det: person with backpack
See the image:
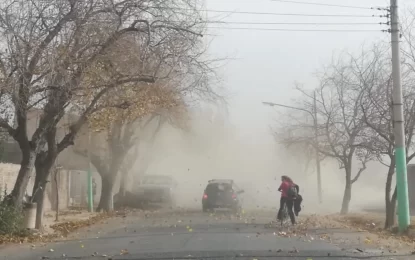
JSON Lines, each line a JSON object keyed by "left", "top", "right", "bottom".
{"left": 277, "top": 175, "right": 298, "bottom": 225}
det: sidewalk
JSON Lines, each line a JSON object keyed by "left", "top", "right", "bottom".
{"left": 316, "top": 213, "right": 415, "bottom": 253}
{"left": 43, "top": 209, "right": 100, "bottom": 234}
{"left": 332, "top": 212, "right": 415, "bottom": 239}
{"left": 0, "top": 209, "right": 113, "bottom": 245}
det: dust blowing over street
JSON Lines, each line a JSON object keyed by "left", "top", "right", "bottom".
{"left": 0, "top": 0, "right": 415, "bottom": 259}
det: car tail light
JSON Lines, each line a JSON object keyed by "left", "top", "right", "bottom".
{"left": 203, "top": 194, "right": 208, "bottom": 199}
{"left": 232, "top": 193, "right": 237, "bottom": 199}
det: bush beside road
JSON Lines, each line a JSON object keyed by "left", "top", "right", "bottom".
{"left": 0, "top": 209, "right": 114, "bottom": 245}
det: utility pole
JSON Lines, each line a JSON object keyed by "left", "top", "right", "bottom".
{"left": 390, "top": 0, "right": 410, "bottom": 231}
{"left": 313, "top": 91, "right": 322, "bottom": 204}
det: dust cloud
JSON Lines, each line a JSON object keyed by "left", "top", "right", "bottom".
{"left": 130, "top": 110, "right": 388, "bottom": 215}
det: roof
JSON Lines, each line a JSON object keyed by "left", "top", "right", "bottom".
{"left": 208, "top": 179, "right": 234, "bottom": 184}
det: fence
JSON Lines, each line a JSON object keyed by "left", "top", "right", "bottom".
{"left": 0, "top": 163, "right": 99, "bottom": 211}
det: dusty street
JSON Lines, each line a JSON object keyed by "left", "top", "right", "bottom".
{"left": 0, "top": 209, "right": 413, "bottom": 260}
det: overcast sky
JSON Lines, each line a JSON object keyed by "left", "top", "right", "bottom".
{"left": 205, "top": 0, "right": 415, "bottom": 140}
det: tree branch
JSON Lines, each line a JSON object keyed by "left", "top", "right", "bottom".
{"left": 0, "top": 118, "right": 16, "bottom": 137}
{"left": 351, "top": 162, "right": 366, "bottom": 184}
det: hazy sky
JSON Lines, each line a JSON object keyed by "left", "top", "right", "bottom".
{"left": 205, "top": 0, "right": 415, "bottom": 140}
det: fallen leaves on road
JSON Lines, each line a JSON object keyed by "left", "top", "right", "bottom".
{"left": 50, "top": 213, "right": 114, "bottom": 237}
{"left": 0, "top": 231, "right": 58, "bottom": 245}
{"left": 120, "top": 249, "right": 129, "bottom": 255}
{"left": 333, "top": 213, "right": 415, "bottom": 243}
{"left": 0, "top": 212, "right": 115, "bottom": 245}
{"left": 288, "top": 247, "right": 299, "bottom": 253}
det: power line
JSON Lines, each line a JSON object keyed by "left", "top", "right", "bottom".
{"left": 173, "top": 9, "right": 378, "bottom": 18}
{"left": 270, "top": 0, "right": 375, "bottom": 10}
{"left": 206, "top": 21, "right": 383, "bottom": 26}
{"left": 206, "top": 27, "right": 382, "bottom": 32}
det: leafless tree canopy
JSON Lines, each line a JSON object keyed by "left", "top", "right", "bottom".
{"left": 0, "top": 0, "right": 222, "bottom": 208}
{"left": 278, "top": 45, "right": 393, "bottom": 214}
{"left": 0, "top": 0, "right": 213, "bottom": 143}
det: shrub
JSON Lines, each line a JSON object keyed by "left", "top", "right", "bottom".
{"left": 0, "top": 190, "right": 25, "bottom": 236}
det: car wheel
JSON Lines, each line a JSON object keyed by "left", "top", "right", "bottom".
{"left": 203, "top": 205, "right": 210, "bottom": 212}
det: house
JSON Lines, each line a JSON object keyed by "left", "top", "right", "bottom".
{"left": 0, "top": 109, "right": 103, "bottom": 210}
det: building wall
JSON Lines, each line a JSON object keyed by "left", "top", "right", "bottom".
{"left": 0, "top": 109, "right": 91, "bottom": 170}
{"left": 0, "top": 163, "right": 72, "bottom": 211}
{"left": 0, "top": 109, "right": 102, "bottom": 211}
{"left": 0, "top": 163, "right": 33, "bottom": 196}
{"left": 68, "top": 170, "right": 102, "bottom": 207}
{"left": 48, "top": 168, "right": 71, "bottom": 211}
{"left": 26, "top": 109, "right": 90, "bottom": 171}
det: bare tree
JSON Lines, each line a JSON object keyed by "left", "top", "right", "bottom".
{"left": 94, "top": 116, "right": 163, "bottom": 211}
{"left": 118, "top": 116, "right": 165, "bottom": 200}
{"left": 0, "top": 0, "right": 210, "bottom": 213}
{"left": 361, "top": 76, "right": 415, "bottom": 228}
{"left": 279, "top": 46, "right": 388, "bottom": 214}
{"left": 118, "top": 144, "right": 140, "bottom": 200}
{"left": 92, "top": 101, "right": 189, "bottom": 212}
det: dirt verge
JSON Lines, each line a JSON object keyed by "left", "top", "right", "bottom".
{"left": 0, "top": 210, "right": 115, "bottom": 245}
{"left": 331, "top": 213, "right": 415, "bottom": 242}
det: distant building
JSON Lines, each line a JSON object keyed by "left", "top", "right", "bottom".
{"left": 1, "top": 108, "right": 90, "bottom": 171}
{"left": 0, "top": 109, "right": 101, "bottom": 209}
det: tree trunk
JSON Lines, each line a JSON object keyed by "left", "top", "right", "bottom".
{"left": 34, "top": 183, "right": 46, "bottom": 230}
{"left": 32, "top": 171, "right": 46, "bottom": 230}
{"left": 385, "top": 186, "right": 397, "bottom": 229}
{"left": 54, "top": 167, "right": 59, "bottom": 222}
{"left": 384, "top": 159, "right": 396, "bottom": 229}
{"left": 119, "top": 168, "right": 128, "bottom": 198}
{"left": 97, "top": 174, "right": 114, "bottom": 212}
{"left": 340, "top": 168, "right": 352, "bottom": 215}
{"left": 32, "top": 158, "right": 53, "bottom": 230}
{"left": 32, "top": 142, "right": 58, "bottom": 229}
{"left": 340, "top": 181, "right": 352, "bottom": 215}
{"left": 92, "top": 152, "right": 124, "bottom": 212}
{"left": 8, "top": 148, "right": 36, "bottom": 207}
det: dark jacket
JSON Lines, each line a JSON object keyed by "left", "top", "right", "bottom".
{"left": 293, "top": 185, "right": 302, "bottom": 213}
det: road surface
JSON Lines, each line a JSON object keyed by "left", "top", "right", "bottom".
{"left": 0, "top": 209, "right": 412, "bottom": 259}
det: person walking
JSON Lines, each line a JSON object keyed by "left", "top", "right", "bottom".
{"left": 277, "top": 175, "right": 299, "bottom": 225}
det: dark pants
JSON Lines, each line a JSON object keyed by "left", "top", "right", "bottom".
{"left": 277, "top": 197, "right": 295, "bottom": 224}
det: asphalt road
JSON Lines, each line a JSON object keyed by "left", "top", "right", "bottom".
{"left": 0, "top": 209, "right": 412, "bottom": 260}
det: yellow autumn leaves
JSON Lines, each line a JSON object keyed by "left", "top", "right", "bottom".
{"left": 73, "top": 34, "right": 188, "bottom": 132}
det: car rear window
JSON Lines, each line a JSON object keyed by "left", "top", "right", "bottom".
{"left": 205, "top": 183, "right": 232, "bottom": 194}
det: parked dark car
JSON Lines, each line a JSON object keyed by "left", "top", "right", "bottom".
{"left": 202, "top": 179, "right": 244, "bottom": 213}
